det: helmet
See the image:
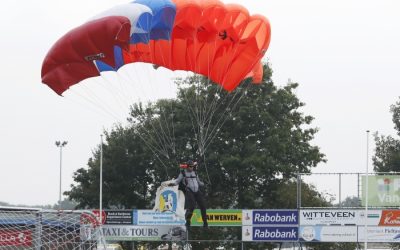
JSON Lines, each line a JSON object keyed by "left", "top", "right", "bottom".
{"left": 179, "top": 160, "right": 197, "bottom": 169}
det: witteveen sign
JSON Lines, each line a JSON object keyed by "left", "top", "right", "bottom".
{"left": 300, "top": 209, "right": 362, "bottom": 225}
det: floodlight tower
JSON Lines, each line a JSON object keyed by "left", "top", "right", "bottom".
{"left": 55, "top": 140, "right": 68, "bottom": 208}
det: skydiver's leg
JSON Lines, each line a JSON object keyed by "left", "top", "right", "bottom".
{"left": 194, "top": 191, "right": 208, "bottom": 228}
{"left": 184, "top": 191, "right": 195, "bottom": 227}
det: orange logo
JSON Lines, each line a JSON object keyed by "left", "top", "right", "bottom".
{"left": 379, "top": 210, "right": 400, "bottom": 226}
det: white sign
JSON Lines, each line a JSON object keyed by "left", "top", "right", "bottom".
{"left": 300, "top": 209, "right": 361, "bottom": 225}
{"left": 135, "top": 210, "right": 185, "bottom": 225}
{"left": 299, "top": 226, "right": 357, "bottom": 242}
{"left": 101, "top": 225, "right": 186, "bottom": 241}
{"left": 153, "top": 185, "right": 185, "bottom": 219}
{"left": 358, "top": 226, "right": 400, "bottom": 242}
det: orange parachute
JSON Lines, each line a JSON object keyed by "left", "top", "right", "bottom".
{"left": 124, "top": 0, "right": 271, "bottom": 91}
{"left": 41, "top": 0, "right": 271, "bottom": 95}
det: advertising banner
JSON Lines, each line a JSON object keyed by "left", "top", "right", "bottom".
{"left": 358, "top": 226, "right": 400, "bottom": 242}
{"left": 92, "top": 210, "right": 133, "bottom": 225}
{"left": 134, "top": 210, "right": 185, "bottom": 225}
{"left": 300, "top": 209, "right": 363, "bottom": 225}
{"left": 191, "top": 209, "right": 242, "bottom": 226}
{"left": 378, "top": 210, "right": 400, "bottom": 226}
{"left": 0, "top": 229, "right": 32, "bottom": 247}
{"left": 299, "top": 209, "right": 400, "bottom": 226}
{"left": 242, "top": 226, "right": 298, "bottom": 242}
{"left": 361, "top": 175, "right": 400, "bottom": 206}
{"left": 153, "top": 185, "right": 185, "bottom": 219}
{"left": 299, "top": 226, "right": 357, "bottom": 242}
{"left": 101, "top": 225, "right": 186, "bottom": 241}
{"left": 242, "top": 210, "right": 298, "bottom": 226}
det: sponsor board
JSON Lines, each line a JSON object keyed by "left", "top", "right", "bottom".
{"left": 191, "top": 209, "right": 242, "bottom": 226}
{"left": 358, "top": 226, "right": 400, "bottom": 242}
{"left": 362, "top": 175, "right": 400, "bottom": 206}
{"left": 242, "top": 226, "right": 298, "bottom": 242}
{"left": 153, "top": 186, "right": 185, "bottom": 219}
{"left": 0, "top": 229, "right": 32, "bottom": 246}
{"left": 299, "top": 226, "right": 357, "bottom": 242}
{"left": 300, "top": 209, "right": 365, "bottom": 225}
{"left": 242, "top": 210, "right": 298, "bottom": 225}
{"left": 92, "top": 210, "right": 133, "bottom": 225}
{"left": 378, "top": 210, "right": 400, "bottom": 226}
{"left": 300, "top": 209, "right": 400, "bottom": 226}
{"left": 101, "top": 225, "right": 186, "bottom": 241}
{"left": 134, "top": 210, "right": 185, "bottom": 225}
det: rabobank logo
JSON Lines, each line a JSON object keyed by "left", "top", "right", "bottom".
{"left": 252, "top": 227, "right": 298, "bottom": 241}
{"left": 253, "top": 210, "right": 298, "bottom": 225}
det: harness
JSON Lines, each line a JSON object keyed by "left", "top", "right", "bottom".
{"left": 178, "top": 169, "right": 197, "bottom": 192}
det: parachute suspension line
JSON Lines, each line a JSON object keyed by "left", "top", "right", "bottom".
{"left": 133, "top": 126, "right": 172, "bottom": 178}
{"left": 202, "top": 44, "right": 261, "bottom": 150}
{"left": 154, "top": 36, "right": 179, "bottom": 160}
{"left": 195, "top": 37, "right": 221, "bottom": 158}
{"left": 121, "top": 42, "right": 178, "bottom": 168}
{"left": 203, "top": 83, "right": 250, "bottom": 153}
{"left": 195, "top": 36, "right": 229, "bottom": 158}
{"left": 201, "top": 153, "right": 212, "bottom": 186}
{"left": 143, "top": 43, "right": 179, "bottom": 160}
{"left": 201, "top": 31, "right": 261, "bottom": 148}
{"left": 67, "top": 76, "right": 127, "bottom": 122}
{"left": 67, "top": 85, "right": 119, "bottom": 121}
{"left": 121, "top": 64, "right": 172, "bottom": 160}
{"left": 96, "top": 69, "right": 137, "bottom": 117}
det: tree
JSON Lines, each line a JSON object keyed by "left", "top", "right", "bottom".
{"left": 373, "top": 98, "right": 400, "bottom": 172}
{"left": 66, "top": 63, "right": 326, "bottom": 212}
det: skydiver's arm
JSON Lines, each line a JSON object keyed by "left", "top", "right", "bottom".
{"left": 197, "top": 175, "right": 204, "bottom": 186}
{"left": 170, "top": 172, "right": 184, "bottom": 186}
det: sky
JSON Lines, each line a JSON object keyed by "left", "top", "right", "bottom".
{"left": 0, "top": 0, "right": 399, "bottom": 206}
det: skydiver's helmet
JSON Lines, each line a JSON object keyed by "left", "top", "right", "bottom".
{"left": 179, "top": 160, "right": 198, "bottom": 170}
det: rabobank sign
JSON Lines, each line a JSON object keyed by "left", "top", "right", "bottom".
{"left": 251, "top": 226, "right": 298, "bottom": 241}
{"left": 249, "top": 210, "right": 298, "bottom": 225}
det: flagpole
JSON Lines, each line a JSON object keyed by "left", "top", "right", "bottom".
{"left": 100, "top": 134, "right": 103, "bottom": 224}
{"left": 364, "top": 130, "right": 370, "bottom": 250}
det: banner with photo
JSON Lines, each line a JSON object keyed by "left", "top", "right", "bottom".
{"left": 92, "top": 210, "right": 133, "bottom": 225}
{"left": 299, "top": 226, "right": 357, "bottom": 242}
{"left": 153, "top": 185, "right": 185, "bottom": 219}
{"left": 361, "top": 175, "right": 400, "bottom": 206}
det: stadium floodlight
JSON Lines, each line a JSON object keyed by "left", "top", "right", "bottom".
{"left": 55, "top": 140, "right": 68, "bottom": 209}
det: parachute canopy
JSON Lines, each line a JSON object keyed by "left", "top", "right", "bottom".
{"left": 41, "top": 0, "right": 271, "bottom": 95}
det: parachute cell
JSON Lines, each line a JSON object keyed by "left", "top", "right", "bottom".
{"left": 41, "top": 0, "right": 271, "bottom": 95}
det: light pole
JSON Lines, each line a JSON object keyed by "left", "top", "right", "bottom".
{"left": 55, "top": 140, "right": 68, "bottom": 208}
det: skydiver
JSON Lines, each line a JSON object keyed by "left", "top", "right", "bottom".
{"left": 168, "top": 160, "right": 208, "bottom": 229}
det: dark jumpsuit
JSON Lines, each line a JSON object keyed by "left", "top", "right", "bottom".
{"left": 173, "top": 169, "right": 207, "bottom": 227}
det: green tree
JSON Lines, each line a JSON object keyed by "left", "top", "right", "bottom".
{"left": 67, "top": 64, "right": 326, "bottom": 211}
{"left": 65, "top": 63, "right": 331, "bottom": 249}
{"left": 373, "top": 98, "right": 400, "bottom": 172}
